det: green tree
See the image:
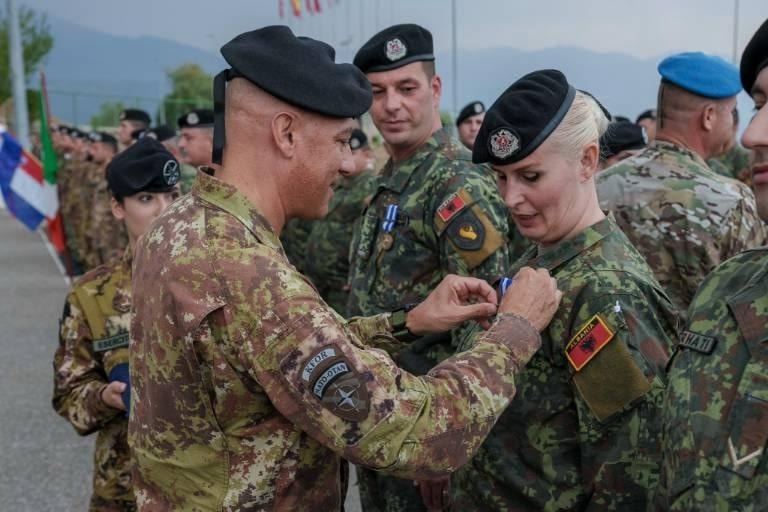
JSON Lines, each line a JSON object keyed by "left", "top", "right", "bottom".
{"left": 159, "top": 63, "right": 212, "bottom": 126}
{"left": 90, "top": 100, "right": 127, "bottom": 128}
{"left": 0, "top": 6, "right": 54, "bottom": 103}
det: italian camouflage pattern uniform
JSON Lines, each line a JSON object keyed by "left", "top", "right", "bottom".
{"left": 304, "top": 170, "right": 375, "bottom": 314}
{"left": 53, "top": 250, "right": 135, "bottom": 511}
{"left": 56, "top": 153, "right": 85, "bottom": 274}
{"left": 59, "top": 157, "right": 97, "bottom": 274}
{"left": 128, "top": 169, "right": 542, "bottom": 511}
{"left": 452, "top": 215, "right": 678, "bottom": 511}
{"left": 85, "top": 171, "right": 128, "bottom": 270}
{"left": 597, "top": 140, "right": 766, "bottom": 318}
{"left": 658, "top": 246, "right": 767, "bottom": 511}
{"left": 345, "top": 128, "right": 510, "bottom": 512}
{"left": 707, "top": 143, "right": 753, "bottom": 186}
{"left": 280, "top": 217, "right": 314, "bottom": 273}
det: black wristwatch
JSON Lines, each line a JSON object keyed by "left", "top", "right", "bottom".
{"left": 389, "top": 303, "right": 419, "bottom": 342}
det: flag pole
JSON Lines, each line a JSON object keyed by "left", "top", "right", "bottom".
{"left": 8, "top": 0, "right": 30, "bottom": 149}
{"left": 451, "top": 0, "right": 458, "bottom": 116}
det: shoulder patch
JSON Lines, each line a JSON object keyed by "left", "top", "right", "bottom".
{"left": 446, "top": 209, "right": 485, "bottom": 250}
{"left": 678, "top": 330, "right": 717, "bottom": 354}
{"left": 565, "top": 314, "right": 614, "bottom": 371}
{"left": 302, "top": 345, "right": 370, "bottom": 422}
{"left": 436, "top": 189, "right": 470, "bottom": 223}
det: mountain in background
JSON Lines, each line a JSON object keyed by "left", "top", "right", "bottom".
{"left": 42, "top": 17, "right": 664, "bottom": 127}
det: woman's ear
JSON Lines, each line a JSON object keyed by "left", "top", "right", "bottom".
{"left": 579, "top": 141, "right": 599, "bottom": 181}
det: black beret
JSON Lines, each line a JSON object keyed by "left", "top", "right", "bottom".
{"left": 600, "top": 121, "right": 647, "bottom": 159}
{"left": 88, "top": 131, "right": 117, "bottom": 146}
{"left": 106, "top": 137, "right": 181, "bottom": 199}
{"left": 741, "top": 18, "right": 768, "bottom": 95}
{"left": 635, "top": 109, "right": 657, "bottom": 123}
{"left": 472, "top": 69, "right": 576, "bottom": 165}
{"left": 349, "top": 128, "right": 368, "bottom": 150}
{"left": 456, "top": 101, "right": 485, "bottom": 126}
{"left": 177, "top": 109, "right": 214, "bottom": 128}
{"left": 70, "top": 128, "right": 88, "bottom": 139}
{"left": 354, "top": 24, "right": 434, "bottom": 73}
{"left": 142, "top": 125, "right": 177, "bottom": 142}
{"left": 118, "top": 109, "right": 151, "bottom": 125}
{"left": 612, "top": 115, "right": 631, "bottom": 123}
{"left": 212, "top": 26, "right": 372, "bottom": 164}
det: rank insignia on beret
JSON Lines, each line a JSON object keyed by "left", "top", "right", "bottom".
{"left": 437, "top": 191, "right": 467, "bottom": 222}
{"left": 146, "top": 131, "right": 157, "bottom": 140}
{"left": 489, "top": 128, "right": 520, "bottom": 160}
{"left": 385, "top": 37, "right": 407, "bottom": 61}
{"left": 302, "top": 345, "right": 370, "bottom": 422}
{"left": 186, "top": 112, "right": 200, "bottom": 125}
{"left": 162, "top": 159, "right": 180, "bottom": 185}
{"left": 565, "top": 314, "right": 615, "bottom": 371}
{"left": 118, "top": 112, "right": 126, "bottom": 121}
{"left": 473, "top": 102, "right": 483, "bottom": 113}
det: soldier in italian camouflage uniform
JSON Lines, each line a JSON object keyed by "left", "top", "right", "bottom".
{"left": 447, "top": 70, "right": 678, "bottom": 512}
{"left": 304, "top": 128, "right": 376, "bottom": 313}
{"left": 128, "top": 26, "right": 561, "bottom": 512}
{"left": 53, "top": 138, "right": 182, "bottom": 511}
{"left": 348, "top": 25, "right": 510, "bottom": 511}
{"left": 84, "top": 132, "right": 128, "bottom": 270}
{"left": 597, "top": 52, "right": 766, "bottom": 318}
{"left": 658, "top": 18, "right": 768, "bottom": 512}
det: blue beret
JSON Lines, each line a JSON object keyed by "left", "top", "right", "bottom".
{"left": 106, "top": 138, "right": 180, "bottom": 199}
{"left": 473, "top": 69, "right": 576, "bottom": 165}
{"left": 741, "top": 18, "right": 768, "bottom": 95}
{"left": 354, "top": 24, "right": 434, "bottom": 73}
{"left": 658, "top": 52, "right": 741, "bottom": 99}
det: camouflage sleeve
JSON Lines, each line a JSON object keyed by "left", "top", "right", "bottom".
{"left": 720, "top": 185, "right": 767, "bottom": 258}
{"left": 566, "top": 290, "right": 672, "bottom": 508}
{"left": 52, "top": 294, "right": 120, "bottom": 435}
{"left": 236, "top": 292, "right": 540, "bottom": 480}
{"left": 345, "top": 313, "right": 408, "bottom": 355}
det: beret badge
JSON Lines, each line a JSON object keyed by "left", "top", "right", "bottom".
{"left": 118, "top": 112, "right": 126, "bottom": 121}
{"left": 162, "top": 160, "right": 180, "bottom": 186}
{"left": 385, "top": 38, "right": 407, "bottom": 62}
{"left": 474, "top": 102, "right": 483, "bottom": 113}
{"left": 187, "top": 112, "right": 200, "bottom": 126}
{"left": 489, "top": 128, "right": 520, "bottom": 160}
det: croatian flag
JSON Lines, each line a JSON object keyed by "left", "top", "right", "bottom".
{"left": 0, "top": 127, "right": 58, "bottom": 231}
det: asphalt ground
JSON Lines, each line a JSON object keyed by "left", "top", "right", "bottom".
{"left": 0, "top": 208, "right": 363, "bottom": 511}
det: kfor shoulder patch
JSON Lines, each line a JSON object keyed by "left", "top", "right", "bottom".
{"left": 679, "top": 330, "right": 717, "bottom": 354}
{"left": 565, "top": 314, "right": 615, "bottom": 371}
{"left": 302, "top": 345, "right": 370, "bottom": 422}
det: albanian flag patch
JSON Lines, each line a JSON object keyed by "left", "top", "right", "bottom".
{"left": 565, "top": 314, "right": 615, "bottom": 371}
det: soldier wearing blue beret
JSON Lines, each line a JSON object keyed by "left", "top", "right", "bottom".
{"left": 597, "top": 51, "right": 766, "bottom": 318}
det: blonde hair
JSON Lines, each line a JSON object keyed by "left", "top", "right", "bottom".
{"left": 549, "top": 91, "right": 609, "bottom": 160}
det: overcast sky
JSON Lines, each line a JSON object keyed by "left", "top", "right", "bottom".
{"left": 19, "top": 0, "right": 768, "bottom": 62}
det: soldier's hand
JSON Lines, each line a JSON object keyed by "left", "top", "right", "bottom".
{"left": 416, "top": 476, "right": 450, "bottom": 511}
{"left": 407, "top": 274, "right": 498, "bottom": 335}
{"left": 498, "top": 267, "right": 561, "bottom": 331}
{"left": 100, "top": 381, "right": 127, "bottom": 411}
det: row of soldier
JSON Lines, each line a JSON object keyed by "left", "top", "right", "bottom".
{"left": 50, "top": 19, "right": 767, "bottom": 512}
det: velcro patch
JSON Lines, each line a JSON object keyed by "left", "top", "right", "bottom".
{"left": 320, "top": 372, "right": 370, "bottom": 422}
{"left": 446, "top": 210, "right": 485, "bottom": 251}
{"left": 312, "top": 361, "right": 351, "bottom": 397}
{"left": 679, "top": 330, "right": 717, "bottom": 354}
{"left": 302, "top": 346, "right": 338, "bottom": 381}
{"left": 93, "top": 332, "right": 129, "bottom": 352}
{"left": 436, "top": 191, "right": 467, "bottom": 222}
{"left": 301, "top": 345, "right": 370, "bottom": 422}
{"left": 565, "top": 314, "right": 615, "bottom": 371}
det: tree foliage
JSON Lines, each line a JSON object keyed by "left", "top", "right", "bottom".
{"left": 158, "top": 63, "right": 212, "bottom": 125}
{"left": 90, "top": 100, "right": 127, "bottom": 129}
{"left": 0, "top": 6, "right": 54, "bottom": 103}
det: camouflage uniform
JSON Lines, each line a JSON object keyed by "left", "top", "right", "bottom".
{"left": 178, "top": 163, "right": 197, "bottom": 194}
{"left": 597, "top": 140, "right": 766, "bottom": 318}
{"left": 56, "top": 154, "right": 84, "bottom": 272}
{"left": 281, "top": 217, "right": 314, "bottom": 273}
{"left": 707, "top": 143, "right": 752, "bottom": 186}
{"left": 658, "top": 246, "right": 768, "bottom": 511}
{"left": 85, "top": 168, "right": 128, "bottom": 270}
{"left": 452, "top": 214, "right": 678, "bottom": 511}
{"left": 128, "top": 169, "right": 542, "bottom": 511}
{"left": 346, "top": 128, "right": 510, "bottom": 512}
{"left": 53, "top": 250, "right": 135, "bottom": 512}
{"left": 304, "top": 170, "right": 375, "bottom": 314}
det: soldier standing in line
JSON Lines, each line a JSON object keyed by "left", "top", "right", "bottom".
{"left": 707, "top": 108, "right": 753, "bottom": 185}
{"left": 55, "top": 126, "right": 85, "bottom": 275}
{"left": 658, "top": 18, "right": 768, "bottom": 511}
{"left": 53, "top": 138, "right": 182, "bottom": 512}
{"left": 347, "top": 25, "right": 511, "bottom": 511}
{"left": 443, "top": 69, "right": 678, "bottom": 512}
{"left": 455, "top": 100, "right": 485, "bottom": 150}
{"left": 635, "top": 108, "right": 657, "bottom": 141}
{"left": 66, "top": 128, "right": 101, "bottom": 275}
{"left": 84, "top": 131, "right": 127, "bottom": 270}
{"left": 137, "top": 125, "right": 195, "bottom": 193}
{"left": 115, "top": 109, "right": 150, "bottom": 148}
{"left": 128, "top": 26, "right": 561, "bottom": 512}
{"left": 304, "top": 128, "right": 376, "bottom": 314}
{"left": 597, "top": 52, "right": 766, "bottom": 318}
